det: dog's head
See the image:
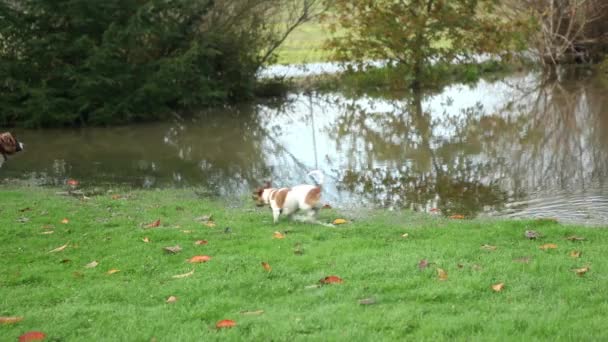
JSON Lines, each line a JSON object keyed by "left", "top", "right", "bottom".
{"left": 252, "top": 181, "right": 272, "bottom": 207}
{"left": 0, "top": 132, "right": 24, "bottom": 155}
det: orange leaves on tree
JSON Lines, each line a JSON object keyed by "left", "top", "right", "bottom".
{"left": 273, "top": 231, "right": 285, "bottom": 239}
{"left": 216, "top": 319, "right": 236, "bottom": 329}
{"left": 188, "top": 255, "right": 211, "bottom": 263}
{"left": 0, "top": 316, "right": 23, "bottom": 324}
{"left": 18, "top": 331, "right": 46, "bottom": 342}
{"left": 539, "top": 243, "right": 558, "bottom": 250}
{"left": 261, "top": 262, "right": 272, "bottom": 272}
{"left": 437, "top": 268, "right": 448, "bottom": 281}
{"left": 320, "top": 275, "right": 343, "bottom": 284}
{"left": 491, "top": 283, "right": 505, "bottom": 292}
{"left": 145, "top": 219, "right": 161, "bottom": 228}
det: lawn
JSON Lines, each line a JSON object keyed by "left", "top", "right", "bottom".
{"left": 1, "top": 187, "right": 607, "bottom": 341}
{"left": 274, "top": 20, "right": 333, "bottom": 65}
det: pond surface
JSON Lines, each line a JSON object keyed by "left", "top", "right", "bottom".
{"left": 3, "top": 68, "right": 608, "bottom": 225}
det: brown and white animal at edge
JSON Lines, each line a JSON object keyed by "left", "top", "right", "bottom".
{"left": 0, "top": 132, "right": 24, "bottom": 168}
{"left": 253, "top": 170, "right": 326, "bottom": 224}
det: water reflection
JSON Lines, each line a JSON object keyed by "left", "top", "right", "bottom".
{"left": 3, "top": 69, "right": 608, "bottom": 225}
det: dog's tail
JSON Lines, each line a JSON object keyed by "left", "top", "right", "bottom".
{"left": 307, "top": 170, "right": 324, "bottom": 186}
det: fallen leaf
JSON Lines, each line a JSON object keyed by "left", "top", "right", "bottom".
{"left": 18, "top": 331, "right": 46, "bottom": 342}
{"left": 332, "top": 218, "right": 347, "bottom": 225}
{"left": 172, "top": 269, "right": 195, "bottom": 279}
{"left": 320, "top": 275, "right": 343, "bottom": 284}
{"left": 261, "top": 262, "right": 272, "bottom": 272}
{"left": 566, "top": 235, "right": 585, "bottom": 241}
{"left": 145, "top": 219, "right": 161, "bottom": 228}
{"left": 449, "top": 214, "right": 465, "bottom": 219}
{"left": 195, "top": 215, "right": 213, "bottom": 222}
{"left": 491, "top": 283, "right": 505, "bottom": 292}
{"left": 204, "top": 221, "right": 216, "bottom": 228}
{"left": 573, "top": 266, "right": 589, "bottom": 276}
{"left": 0, "top": 316, "right": 23, "bottom": 324}
{"left": 525, "top": 230, "right": 541, "bottom": 239}
{"left": 358, "top": 298, "right": 376, "bottom": 305}
{"left": 142, "top": 237, "right": 150, "bottom": 243}
{"left": 481, "top": 244, "right": 497, "bottom": 251}
{"left": 418, "top": 259, "right": 430, "bottom": 270}
{"left": 49, "top": 243, "right": 68, "bottom": 253}
{"left": 401, "top": 233, "right": 409, "bottom": 238}
{"left": 111, "top": 194, "right": 122, "bottom": 200}
{"left": 107, "top": 269, "right": 120, "bottom": 275}
{"left": 216, "top": 319, "right": 236, "bottom": 329}
{"left": 539, "top": 243, "right": 558, "bottom": 250}
{"left": 273, "top": 231, "right": 285, "bottom": 239}
{"left": 163, "top": 245, "right": 182, "bottom": 254}
{"left": 85, "top": 261, "right": 99, "bottom": 268}
{"left": 195, "top": 240, "right": 208, "bottom": 245}
{"left": 240, "top": 310, "right": 264, "bottom": 315}
{"left": 513, "top": 257, "right": 531, "bottom": 263}
{"left": 61, "top": 218, "right": 69, "bottom": 224}
{"left": 304, "top": 284, "right": 322, "bottom": 289}
{"left": 570, "top": 250, "right": 582, "bottom": 258}
{"left": 437, "top": 268, "right": 448, "bottom": 281}
{"left": 166, "top": 296, "right": 177, "bottom": 303}
{"left": 188, "top": 255, "right": 211, "bottom": 263}
{"left": 40, "top": 231, "right": 54, "bottom": 235}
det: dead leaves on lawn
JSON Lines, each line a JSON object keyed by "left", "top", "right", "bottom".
{"left": 0, "top": 316, "right": 23, "bottom": 324}
{"left": 539, "top": 243, "right": 558, "bottom": 250}
{"left": 172, "top": 269, "right": 195, "bottom": 279}
{"left": 166, "top": 296, "right": 178, "bottom": 303}
{"left": 48, "top": 243, "right": 69, "bottom": 253}
{"left": 570, "top": 250, "right": 582, "bottom": 258}
{"left": 163, "top": 245, "right": 182, "bottom": 254}
{"left": 85, "top": 261, "right": 99, "bottom": 268}
{"left": 436, "top": 268, "right": 448, "bottom": 281}
{"left": 18, "top": 331, "right": 46, "bottom": 342}
{"left": 261, "top": 262, "right": 272, "bottom": 272}
{"left": 565, "top": 235, "right": 586, "bottom": 241}
{"left": 144, "top": 219, "right": 161, "bottom": 229}
{"left": 319, "top": 275, "right": 343, "bottom": 284}
{"left": 573, "top": 266, "right": 590, "bottom": 276}
{"left": 188, "top": 255, "right": 211, "bottom": 263}
{"left": 216, "top": 319, "right": 236, "bottom": 329}
{"left": 491, "top": 283, "right": 505, "bottom": 292}
{"left": 273, "top": 231, "right": 285, "bottom": 239}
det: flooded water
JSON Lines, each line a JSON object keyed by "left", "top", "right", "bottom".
{"left": 3, "top": 68, "right": 608, "bottom": 226}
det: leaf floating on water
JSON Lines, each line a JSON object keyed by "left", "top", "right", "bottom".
{"left": 261, "top": 262, "right": 272, "bottom": 272}
{"left": 49, "top": 242, "right": 69, "bottom": 253}
{"left": 107, "top": 269, "right": 120, "bottom": 275}
{"left": 0, "top": 316, "right": 23, "bottom": 324}
{"left": 273, "top": 231, "right": 285, "bottom": 239}
{"left": 332, "top": 218, "right": 347, "bottom": 225}
{"left": 436, "top": 268, "right": 448, "bottom": 281}
{"left": 358, "top": 297, "right": 377, "bottom": 305}
{"left": 320, "top": 275, "right": 343, "bottom": 284}
{"left": 418, "top": 259, "right": 430, "bottom": 270}
{"left": 166, "top": 296, "right": 178, "bottom": 303}
{"left": 194, "top": 240, "right": 208, "bottom": 245}
{"left": 491, "top": 283, "right": 505, "bottom": 292}
{"left": 172, "top": 269, "right": 195, "bottom": 279}
{"left": 163, "top": 245, "right": 182, "bottom": 254}
{"left": 449, "top": 214, "right": 465, "bottom": 219}
{"left": 573, "top": 266, "right": 589, "bottom": 276}
{"left": 85, "top": 261, "right": 99, "bottom": 268}
{"left": 61, "top": 218, "right": 69, "bottom": 224}
{"left": 188, "top": 255, "right": 211, "bottom": 263}
{"left": 216, "top": 319, "right": 236, "bottom": 329}
{"left": 481, "top": 244, "right": 497, "bottom": 251}
{"left": 539, "top": 243, "right": 558, "bottom": 250}
{"left": 570, "top": 250, "right": 582, "bottom": 258}
{"left": 145, "top": 219, "right": 161, "bottom": 228}
{"left": 565, "top": 235, "right": 585, "bottom": 241}
{"left": 18, "top": 331, "right": 46, "bottom": 342}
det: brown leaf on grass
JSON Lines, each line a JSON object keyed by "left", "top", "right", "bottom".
{"left": 333, "top": 218, "right": 347, "bottom": 225}
{"left": 142, "top": 237, "right": 150, "bottom": 243}
{"left": 570, "top": 250, "right": 582, "bottom": 258}
{"left": 573, "top": 267, "right": 589, "bottom": 276}
{"left": 0, "top": 316, "right": 23, "bottom": 324}
{"left": 273, "top": 231, "right": 285, "bottom": 239}
{"left": 166, "top": 296, "right": 177, "bottom": 303}
{"left": 195, "top": 240, "right": 208, "bottom": 245}
{"left": 513, "top": 257, "right": 531, "bottom": 263}
{"left": 240, "top": 310, "right": 264, "bottom": 315}
{"left": 85, "top": 261, "right": 99, "bottom": 268}
{"left": 188, "top": 255, "right": 211, "bottom": 263}
{"left": 163, "top": 245, "right": 182, "bottom": 254}
{"left": 61, "top": 218, "right": 69, "bottom": 224}
{"left": 216, "top": 319, "right": 236, "bottom": 329}
{"left": 491, "top": 283, "right": 505, "bottom": 292}
{"left": 539, "top": 243, "right": 558, "bottom": 250}
{"left": 358, "top": 298, "right": 377, "bottom": 305}
{"left": 481, "top": 244, "right": 497, "bottom": 251}
{"left": 401, "top": 233, "right": 409, "bottom": 238}
{"left": 418, "top": 259, "right": 430, "bottom": 270}
{"left": 145, "top": 219, "right": 161, "bottom": 228}
{"left": 42, "top": 224, "right": 54, "bottom": 230}
{"left": 18, "top": 331, "right": 46, "bottom": 342}
{"left": 111, "top": 194, "right": 122, "bottom": 200}
{"left": 40, "top": 231, "right": 54, "bottom": 235}
{"left": 261, "top": 262, "right": 272, "bottom": 272}
{"left": 195, "top": 215, "right": 213, "bottom": 222}
{"left": 49, "top": 243, "right": 68, "bottom": 253}
{"left": 449, "top": 214, "right": 465, "bottom": 219}
{"left": 320, "top": 275, "right": 343, "bottom": 284}
{"left": 565, "top": 235, "right": 585, "bottom": 241}
{"left": 204, "top": 221, "right": 216, "bottom": 228}
{"left": 437, "top": 268, "right": 448, "bottom": 281}
{"left": 107, "top": 269, "right": 120, "bottom": 275}
{"left": 172, "top": 269, "right": 195, "bottom": 279}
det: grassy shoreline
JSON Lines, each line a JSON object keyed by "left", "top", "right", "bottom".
{"left": 1, "top": 187, "right": 607, "bottom": 341}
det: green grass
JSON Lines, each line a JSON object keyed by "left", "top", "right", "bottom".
{"left": 1, "top": 187, "right": 608, "bottom": 341}
{"left": 275, "top": 20, "right": 333, "bottom": 65}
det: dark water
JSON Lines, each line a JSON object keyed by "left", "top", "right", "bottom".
{"left": 3, "top": 68, "right": 608, "bottom": 225}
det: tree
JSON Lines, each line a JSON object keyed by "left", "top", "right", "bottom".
{"left": 325, "top": 0, "right": 524, "bottom": 88}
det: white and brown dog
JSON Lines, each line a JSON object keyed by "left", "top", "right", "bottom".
{"left": 0, "top": 132, "right": 24, "bottom": 168}
{"left": 253, "top": 171, "right": 325, "bottom": 224}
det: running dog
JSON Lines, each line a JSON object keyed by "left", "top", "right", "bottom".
{"left": 0, "top": 132, "right": 24, "bottom": 168}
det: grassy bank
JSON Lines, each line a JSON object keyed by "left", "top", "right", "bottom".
{"left": 1, "top": 187, "right": 607, "bottom": 341}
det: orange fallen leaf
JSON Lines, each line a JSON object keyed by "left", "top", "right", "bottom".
{"left": 449, "top": 214, "right": 465, "bottom": 219}
{"left": 0, "top": 316, "right": 23, "bottom": 324}
{"left": 166, "top": 296, "right": 178, "bottom": 303}
{"left": 573, "top": 267, "right": 589, "bottom": 276}
{"left": 195, "top": 240, "right": 208, "bottom": 245}
{"left": 61, "top": 218, "right": 69, "bottom": 224}
{"left": 570, "top": 250, "right": 582, "bottom": 258}
{"left": 49, "top": 243, "right": 68, "bottom": 253}
{"left": 539, "top": 243, "right": 558, "bottom": 250}
{"left": 85, "top": 261, "right": 98, "bottom": 268}
{"left": 492, "top": 283, "right": 505, "bottom": 292}
{"left": 437, "top": 268, "right": 448, "bottom": 281}
{"left": 145, "top": 219, "right": 161, "bottom": 228}
{"left": 18, "top": 331, "right": 46, "bottom": 342}
{"left": 216, "top": 319, "right": 236, "bottom": 329}
{"left": 261, "top": 262, "right": 272, "bottom": 272}
{"left": 111, "top": 194, "right": 121, "bottom": 200}
{"left": 107, "top": 269, "right": 120, "bottom": 275}
{"left": 204, "top": 221, "right": 216, "bottom": 228}
{"left": 172, "top": 269, "right": 195, "bottom": 279}
{"left": 188, "top": 255, "right": 211, "bottom": 263}
{"left": 332, "top": 218, "right": 347, "bottom": 225}
{"left": 319, "top": 275, "right": 343, "bottom": 284}
{"left": 273, "top": 231, "right": 285, "bottom": 239}
{"left": 142, "top": 237, "right": 150, "bottom": 243}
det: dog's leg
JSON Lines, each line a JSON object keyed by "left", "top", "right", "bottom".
{"left": 272, "top": 208, "right": 281, "bottom": 224}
